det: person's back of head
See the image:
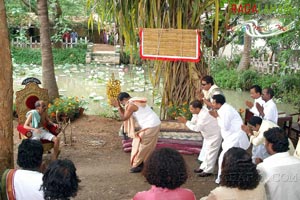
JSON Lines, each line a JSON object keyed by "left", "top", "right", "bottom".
{"left": 249, "top": 116, "right": 263, "bottom": 126}
{"left": 190, "top": 100, "right": 203, "bottom": 109}
{"left": 42, "top": 159, "right": 80, "bottom": 200}
{"left": 264, "top": 127, "right": 289, "bottom": 154}
{"left": 212, "top": 94, "right": 226, "bottom": 105}
{"left": 17, "top": 139, "right": 43, "bottom": 170}
{"left": 142, "top": 148, "right": 188, "bottom": 189}
{"left": 220, "top": 147, "right": 261, "bottom": 190}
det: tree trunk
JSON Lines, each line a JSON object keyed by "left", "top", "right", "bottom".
{"left": 237, "top": 32, "right": 252, "bottom": 71}
{"left": 0, "top": 0, "right": 14, "bottom": 173}
{"left": 38, "top": 0, "right": 59, "bottom": 101}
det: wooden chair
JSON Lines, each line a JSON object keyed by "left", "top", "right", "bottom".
{"left": 291, "top": 113, "right": 300, "bottom": 135}
{"left": 244, "top": 108, "right": 254, "bottom": 125}
{"left": 15, "top": 77, "right": 59, "bottom": 153}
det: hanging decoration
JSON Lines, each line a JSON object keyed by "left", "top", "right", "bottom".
{"left": 227, "top": 19, "right": 295, "bottom": 38}
{"left": 139, "top": 28, "right": 201, "bottom": 62}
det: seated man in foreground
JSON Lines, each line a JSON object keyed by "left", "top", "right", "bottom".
{"left": 24, "top": 100, "right": 60, "bottom": 160}
{"left": 0, "top": 139, "right": 44, "bottom": 200}
{"left": 257, "top": 127, "right": 300, "bottom": 200}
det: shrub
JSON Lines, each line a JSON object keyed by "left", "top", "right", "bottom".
{"left": 48, "top": 96, "right": 88, "bottom": 121}
{"left": 237, "top": 70, "right": 259, "bottom": 90}
{"left": 11, "top": 45, "right": 87, "bottom": 65}
{"left": 167, "top": 102, "right": 192, "bottom": 120}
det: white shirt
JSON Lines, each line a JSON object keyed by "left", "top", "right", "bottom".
{"left": 203, "top": 84, "right": 222, "bottom": 101}
{"left": 250, "top": 120, "right": 278, "bottom": 146}
{"left": 257, "top": 152, "right": 300, "bottom": 200}
{"left": 14, "top": 170, "right": 44, "bottom": 200}
{"left": 250, "top": 96, "right": 265, "bottom": 116}
{"left": 217, "top": 103, "right": 250, "bottom": 150}
{"left": 185, "top": 107, "right": 221, "bottom": 139}
{"left": 263, "top": 99, "right": 278, "bottom": 123}
{"left": 133, "top": 104, "right": 161, "bottom": 129}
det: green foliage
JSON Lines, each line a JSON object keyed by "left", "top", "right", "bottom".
{"left": 167, "top": 102, "right": 192, "bottom": 120}
{"left": 51, "top": 17, "right": 71, "bottom": 43}
{"left": 48, "top": 96, "right": 88, "bottom": 120}
{"left": 11, "top": 45, "right": 87, "bottom": 65}
{"left": 212, "top": 65, "right": 300, "bottom": 112}
{"left": 237, "top": 70, "right": 259, "bottom": 90}
{"left": 52, "top": 46, "right": 87, "bottom": 64}
{"left": 120, "top": 47, "right": 142, "bottom": 65}
{"left": 281, "top": 87, "right": 300, "bottom": 113}
{"left": 213, "top": 69, "right": 239, "bottom": 89}
{"left": 278, "top": 74, "right": 300, "bottom": 92}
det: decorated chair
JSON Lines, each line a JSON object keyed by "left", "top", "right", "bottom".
{"left": 16, "top": 77, "right": 59, "bottom": 152}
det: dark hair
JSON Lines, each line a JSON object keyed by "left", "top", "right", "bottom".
{"left": 202, "top": 75, "right": 214, "bottom": 85}
{"left": 250, "top": 85, "right": 262, "bottom": 94}
{"left": 248, "top": 116, "right": 263, "bottom": 126}
{"left": 142, "top": 148, "right": 188, "bottom": 189}
{"left": 17, "top": 139, "right": 43, "bottom": 170}
{"left": 118, "top": 92, "right": 131, "bottom": 101}
{"left": 220, "top": 147, "right": 261, "bottom": 190}
{"left": 264, "top": 127, "right": 289, "bottom": 153}
{"left": 212, "top": 94, "right": 226, "bottom": 105}
{"left": 190, "top": 100, "right": 203, "bottom": 109}
{"left": 264, "top": 87, "right": 274, "bottom": 98}
{"left": 42, "top": 159, "right": 80, "bottom": 200}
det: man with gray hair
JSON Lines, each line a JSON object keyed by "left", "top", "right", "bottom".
{"left": 24, "top": 100, "right": 60, "bottom": 160}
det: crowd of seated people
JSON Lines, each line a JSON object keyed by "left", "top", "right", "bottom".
{"left": 0, "top": 139, "right": 79, "bottom": 200}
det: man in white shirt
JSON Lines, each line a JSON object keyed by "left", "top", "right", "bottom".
{"left": 256, "top": 87, "right": 278, "bottom": 123}
{"left": 12, "top": 139, "right": 44, "bottom": 200}
{"left": 177, "top": 100, "right": 222, "bottom": 177}
{"left": 245, "top": 85, "right": 265, "bottom": 116}
{"left": 242, "top": 116, "right": 295, "bottom": 164}
{"left": 112, "top": 92, "right": 161, "bottom": 173}
{"left": 257, "top": 127, "right": 300, "bottom": 200}
{"left": 197, "top": 75, "right": 222, "bottom": 164}
{"left": 210, "top": 94, "right": 250, "bottom": 184}
{"left": 242, "top": 116, "right": 278, "bottom": 164}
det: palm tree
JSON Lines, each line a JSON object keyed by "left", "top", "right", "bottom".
{"left": 237, "top": 32, "right": 251, "bottom": 71}
{"left": 38, "top": 0, "right": 59, "bottom": 100}
{"left": 0, "top": 0, "right": 14, "bottom": 171}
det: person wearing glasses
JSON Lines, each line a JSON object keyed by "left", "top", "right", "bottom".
{"left": 198, "top": 75, "right": 223, "bottom": 110}
{"left": 24, "top": 100, "right": 60, "bottom": 160}
{"left": 196, "top": 75, "right": 223, "bottom": 165}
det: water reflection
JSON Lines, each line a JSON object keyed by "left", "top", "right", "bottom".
{"left": 13, "top": 64, "right": 296, "bottom": 116}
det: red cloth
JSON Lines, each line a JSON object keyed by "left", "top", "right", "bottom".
{"left": 17, "top": 124, "right": 59, "bottom": 144}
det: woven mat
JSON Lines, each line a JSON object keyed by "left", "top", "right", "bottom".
{"left": 121, "top": 121, "right": 202, "bottom": 155}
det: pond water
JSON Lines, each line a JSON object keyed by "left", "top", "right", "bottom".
{"left": 13, "top": 63, "right": 297, "bottom": 117}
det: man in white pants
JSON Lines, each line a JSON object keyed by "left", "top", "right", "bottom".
{"left": 197, "top": 75, "right": 223, "bottom": 164}
{"left": 210, "top": 94, "right": 250, "bottom": 184}
{"left": 178, "top": 100, "right": 222, "bottom": 177}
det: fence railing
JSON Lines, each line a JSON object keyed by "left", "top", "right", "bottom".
{"left": 11, "top": 36, "right": 89, "bottom": 48}
{"left": 251, "top": 54, "right": 300, "bottom": 74}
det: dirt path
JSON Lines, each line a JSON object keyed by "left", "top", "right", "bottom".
{"left": 14, "top": 115, "right": 217, "bottom": 200}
